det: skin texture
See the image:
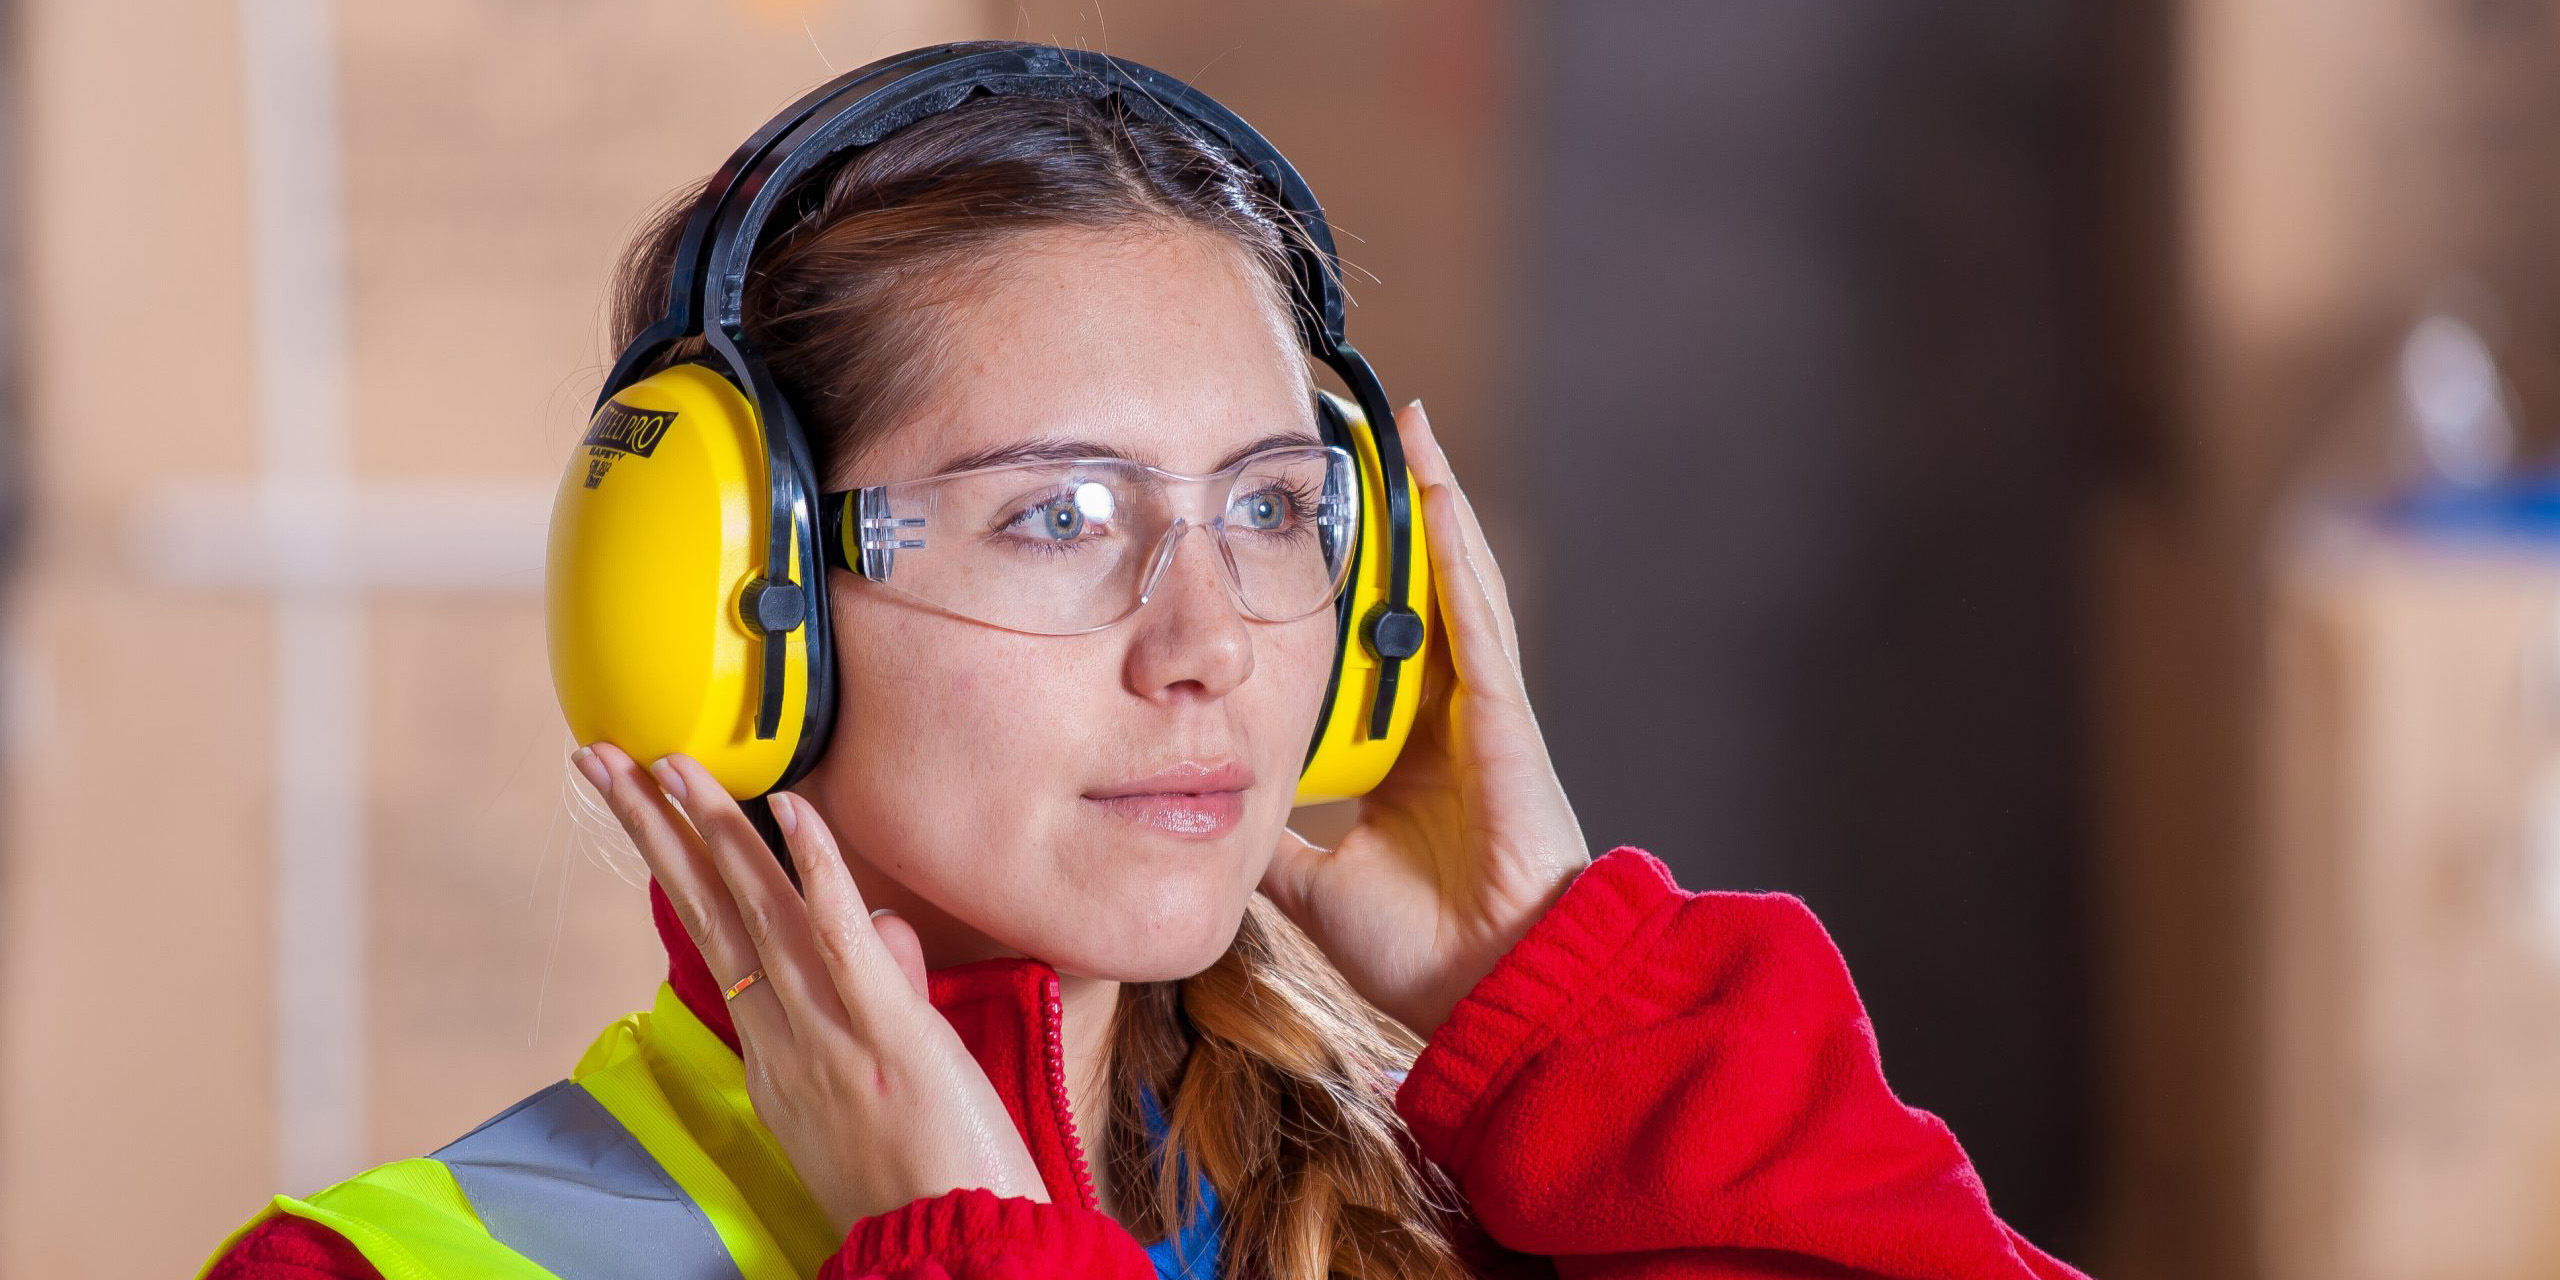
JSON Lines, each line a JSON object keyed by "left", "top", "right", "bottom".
{"left": 805, "top": 226, "right": 1339, "bottom": 988}
{"left": 578, "top": 221, "right": 1594, "bottom": 1236}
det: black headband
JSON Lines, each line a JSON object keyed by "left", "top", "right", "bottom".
{"left": 601, "top": 40, "right": 1348, "bottom": 402}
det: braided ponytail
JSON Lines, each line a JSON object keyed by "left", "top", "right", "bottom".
{"left": 1109, "top": 897, "right": 1468, "bottom": 1280}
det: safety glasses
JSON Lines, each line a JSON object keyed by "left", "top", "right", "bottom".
{"left": 819, "top": 443, "right": 1360, "bottom": 635}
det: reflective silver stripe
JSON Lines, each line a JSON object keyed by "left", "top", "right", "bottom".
{"left": 433, "top": 1081, "right": 744, "bottom": 1280}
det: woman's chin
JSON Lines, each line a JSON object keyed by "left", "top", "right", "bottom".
{"left": 1017, "top": 898, "right": 1249, "bottom": 983}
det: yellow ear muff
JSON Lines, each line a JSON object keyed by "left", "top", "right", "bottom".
{"left": 1294, "top": 392, "right": 1434, "bottom": 805}
{"left": 547, "top": 362, "right": 810, "bottom": 799}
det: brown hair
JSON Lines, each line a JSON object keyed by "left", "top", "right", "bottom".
{"left": 605, "top": 93, "right": 1465, "bottom": 1280}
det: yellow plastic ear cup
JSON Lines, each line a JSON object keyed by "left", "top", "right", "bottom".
{"left": 1294, "top": 392, "right": 1434, "bottom": 806}
{"left": 547, "top": 362, "right": 809, "bottom": 799}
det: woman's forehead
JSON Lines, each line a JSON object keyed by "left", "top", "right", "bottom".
{"left": 848, "top": 225, "right": 1312, "bottom": 485}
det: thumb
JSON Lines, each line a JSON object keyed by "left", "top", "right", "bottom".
{"left": 1259, "top": 827, "right": 1328, "bottom": 926}
{"left": 869, "top": 909, "right": 930, "bottom": 999}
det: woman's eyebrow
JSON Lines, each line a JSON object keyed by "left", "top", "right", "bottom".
{"left": 925, "top": 436, "right": 1106, "bottom": 475}
{"left": 924, "top": 430, "right": 1324, "bottom": 477}
{"left": 1208, "top": 431, "right": 1327, "bottom": 471}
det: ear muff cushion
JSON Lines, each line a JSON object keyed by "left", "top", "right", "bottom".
{"left": 547, "top": 362, "right": 809, "bottom": 799}
{"left": 1295, "top": 391, "right": 1434, "bottom": 805}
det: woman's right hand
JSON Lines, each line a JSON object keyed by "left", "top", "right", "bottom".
{"left": 573, "top": 743, "right": 1049, "bottom": 1236}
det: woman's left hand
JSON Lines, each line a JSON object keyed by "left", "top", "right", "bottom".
{"left": 1259, "top": 400, "right": 1592, "bottom": 1040}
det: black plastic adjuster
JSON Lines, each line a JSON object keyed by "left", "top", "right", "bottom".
{"left": 1363, "top": 603, "right": 1424, "bottom": 660}
{"left": 740, "top": 578, "right": 808, "bottom": 633}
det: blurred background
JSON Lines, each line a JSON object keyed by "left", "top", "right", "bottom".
{"left": 5, "top": 1, "right": 2560, "bottom": 1276}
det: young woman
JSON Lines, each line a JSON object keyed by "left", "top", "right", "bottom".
{"left": 203, "top": 71, "right": 2084, "bottom": 1280}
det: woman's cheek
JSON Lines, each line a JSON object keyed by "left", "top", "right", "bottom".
{"left": 819, "top": 594, "right": 1334, "bottom": 977}
{"left": 1265, "top": 613, "right": 1340, "bottom": 756}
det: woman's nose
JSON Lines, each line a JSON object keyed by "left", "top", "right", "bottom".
{"left": 1123, "top": 523, "right": 1254, "bottom": 702}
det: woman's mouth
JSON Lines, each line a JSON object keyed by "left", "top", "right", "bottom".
{"left": 1084, "top": 761, "right": 1253, "bottom": 838}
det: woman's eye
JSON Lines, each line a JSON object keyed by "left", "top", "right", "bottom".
{"left": 1231, "top": 486, "right": 1303, "bottom": 532}
{"left": 1036, "top": 500, "right": 1085, "bottom": 538}
{"left": 1011, "top": 498, "right": 1087, "bottom": 540}
{"left": 1005, "top": 480, "right": 1115, "bottom": 543}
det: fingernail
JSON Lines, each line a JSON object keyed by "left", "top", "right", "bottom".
{"left": 649, "top": 757, "right": 687, "bottom": 804}
{"left": 869, "top": 907, "right": 898, "bottom": 921}
{"left": 772, "top": 792, "right": 798, "bottom": 835}
{"left": 572, "top": 747, "right": 610, "bottom": 796}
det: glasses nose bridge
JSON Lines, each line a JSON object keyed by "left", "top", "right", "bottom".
{"left": 1133, "top": 516, "right": 1245, "bottom": 612}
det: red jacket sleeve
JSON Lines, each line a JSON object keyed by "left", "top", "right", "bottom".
{"left": 818, "top": 1187, "right": 1152, "bottom": 1279}
{"left": 1395, "top": 846, "right": 2086, "bottom": 1280}
{"left": 201, "top": 1215, "right": 380, "bottom": 1280}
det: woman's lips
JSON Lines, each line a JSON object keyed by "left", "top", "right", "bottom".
{"left": 1084, "top": 760, "right": 1253, "bottom": 838}
{"left": 1086, "top": 789, "right": 1246, "bottom": 837}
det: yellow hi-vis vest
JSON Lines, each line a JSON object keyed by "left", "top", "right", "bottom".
{"left": 200, "top": 984, "right": 840, "bottom": 1280}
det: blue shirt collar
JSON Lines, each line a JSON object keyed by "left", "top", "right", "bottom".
{"left": 1135, "top": 1084, "right": 1224, "bottom": 1279}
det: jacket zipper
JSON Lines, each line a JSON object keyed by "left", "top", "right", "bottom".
{"left": 1039, "top": 981, "right": 1101, "bottom": 1212}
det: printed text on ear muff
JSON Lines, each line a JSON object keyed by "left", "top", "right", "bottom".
{"left": 580, "top": 403, "right": 679, "bottom": 490}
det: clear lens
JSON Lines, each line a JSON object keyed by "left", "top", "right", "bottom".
{"left": 833, "top": 445, "right": 1357, "bottom": 635}
{"left": 1219, "top": 447, "right": 1356, "bottom": 622}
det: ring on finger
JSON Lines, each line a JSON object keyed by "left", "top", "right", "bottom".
{"left": 722, "top": 968, "right": 768, "bottom": 1002}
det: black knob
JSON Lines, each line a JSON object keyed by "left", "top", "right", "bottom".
{"left": 1363, "top": 603, "right": 1424, "bottom": 660}
{"left": 741, "top": 578, "right": 807, "bottom": 633}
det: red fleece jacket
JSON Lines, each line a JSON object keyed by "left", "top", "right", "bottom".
{"left": 203, "top": 847, "right": 2085, "bottom": 1279}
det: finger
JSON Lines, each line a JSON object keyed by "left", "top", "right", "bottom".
{"left": 1446, "top": 487, "right": 1521, "bottom": 670}
{"left": 769, "top": 791, "right": 919, "bottom": 1032}
{"left": 1420, "top": 481, "right": 1529, "bottom": 697}
{"left": 1258, "top": 826, "right": 1330, "bottom": 928}
{"left": 869, "top": 910, "right": 930, "bottom": 1000}
{"left": 1396, "top": 401, "right": 1520, "bottom": 662}
{"left": 1441, "top": 485, "right": 1518, "bottom": 661}
{"left": 653, "top": 754, "right": 837, "bottom": 1036}
{"left": 580, "top": 743, "right": 791, "bottom": 1048}
{"left": 1395, "top": 397, "right": 1453, "bottom": 487}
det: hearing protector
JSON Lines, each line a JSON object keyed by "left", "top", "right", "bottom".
{"left": 547, "top": 41, "right": 1432, "bottom": 814}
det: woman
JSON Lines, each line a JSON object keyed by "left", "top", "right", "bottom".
{"left": 203, "top": 69, "right": 2084, "bottom": 1280}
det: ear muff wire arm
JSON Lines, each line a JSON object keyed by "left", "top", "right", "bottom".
{"left": 1329, "top": 346, "right": 1422, "bottom": 742}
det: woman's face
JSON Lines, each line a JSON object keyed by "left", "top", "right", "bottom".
{"left": 800, "top": 224, "right": 1336, "bottom": 981}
